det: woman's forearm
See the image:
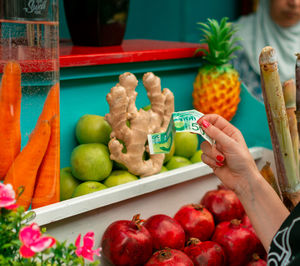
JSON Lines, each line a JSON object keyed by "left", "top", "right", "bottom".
{"left": 235, "top": 170, "right": 290, "bottom": 251}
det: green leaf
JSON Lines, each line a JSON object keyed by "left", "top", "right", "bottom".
{"left": 1, "top": 243, "right": 13, "bottom": 249}
{"left": 220, "top": 17, "right": 229, "bottom": 29}
{"left": 22, "top": 211, "right": 36, "bottom": 223}
{"left": 197, "top": 22, "right": 211, "bottom": 32}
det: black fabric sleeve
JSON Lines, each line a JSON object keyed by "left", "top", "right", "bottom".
{"left": 268, "top": 203, "right": 300, "bottom": 265}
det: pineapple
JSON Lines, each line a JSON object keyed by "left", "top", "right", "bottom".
{"left": 192, "top": 17, "right": 241, "bottom": 121}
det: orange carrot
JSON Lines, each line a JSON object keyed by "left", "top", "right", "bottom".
{"left": 4, "top": 119, "right": 51, "bottom": 210}
{"left": 32, "top": 83, "right": 60, "bottom": 208}
{"left": 37, "top": 82, "right": 60, "bottom": 121}
{"left": 0, "top": 61, "right": 22, "bottom": 179}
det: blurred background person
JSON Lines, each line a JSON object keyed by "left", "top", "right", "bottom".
{"left": 232, "top": 0, "right": 300, "bottom": 102}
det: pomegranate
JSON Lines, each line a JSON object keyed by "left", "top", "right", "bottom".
{"left": 200, "top": 186, "right": 245, "bottom": 223}
{"left": 174, "top": 204, "right": 215, "bottom": 241}
{"left": 143, "top": 214, "right": 185, "bottom": 251}
{"left": 145, "top": 248, "right": 194, "bottom": 266}
{"left": 211, "top": 219, "right": 257, "bottom": 266}
{"left": 246, "top": 253, "right": 267, "bottom": 266}
{"left": 184, "top": 238, "right": 226, "bottom": 266}
{"left": 241, "top": 214, "right": 252, "bottom": 228}
{"left": 241, "top": 215, "right": 266, "bottom": 258}
{"left": 101, "top": 214, "right": 153, "bottom": 266}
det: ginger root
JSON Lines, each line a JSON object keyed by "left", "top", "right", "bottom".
{"left": 105, "top": 72, "right": 174, "bottom": 177}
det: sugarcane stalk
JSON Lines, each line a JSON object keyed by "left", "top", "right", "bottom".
{"left": 283, "top": 79, "right": 299, "bottom": 177}
{"left": 260, "top": 161, "right": 282, "bottom": 199}
{"left": 259, "top": 46, "right": 300, "bottom": 207}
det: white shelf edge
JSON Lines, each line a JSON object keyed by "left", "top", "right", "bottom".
{"left": 32, "top": 146, "right": 265, "bottom": 226}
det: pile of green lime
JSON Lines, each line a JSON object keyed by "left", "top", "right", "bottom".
{"left": 60, "top": 114, "right": 139, "bottom": 201}
{"left": 164, "top": 132, "right": 203, "bottom": 170}
{"left": 60, "top": 114, "right": 204, "bottom": 201}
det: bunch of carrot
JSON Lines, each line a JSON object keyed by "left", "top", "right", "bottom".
{"left": 1, "top": 61, "right": 60, "bottom": 210}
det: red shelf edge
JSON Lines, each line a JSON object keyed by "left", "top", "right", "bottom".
{"left": 59, "top": 39, "right": 206, "bottom": 68}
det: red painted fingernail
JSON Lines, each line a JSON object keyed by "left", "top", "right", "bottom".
{"left": 216, "top": 161, "right": 224, "bottom": 167}
{"left": 201, "top": 119, "right": 210, "bottom": 128}
{"left": 216, "top": 155, "right": 224, "bottom": 162}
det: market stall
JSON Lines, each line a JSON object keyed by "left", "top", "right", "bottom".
{"left": 1, "top": 1, "right": 281, "bottom": 264}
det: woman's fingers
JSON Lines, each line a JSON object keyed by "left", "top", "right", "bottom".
{"left": 198, "top": 114, "right": 246, "bottom": 146}
{"left": 199, "top": 114, "right": 235, "bottom": 135}
{"left": 201, "top": 141, "right": 225, "bottom": 165}
{"left": 198, "top": 117, "right": 235, "bottom": 150}
{"left": 201, "top": 151, "right": 224, "bottom": 170}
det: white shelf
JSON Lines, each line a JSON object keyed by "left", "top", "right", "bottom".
{"left": 32, "top": 146, "right": 265, "bottom": 226}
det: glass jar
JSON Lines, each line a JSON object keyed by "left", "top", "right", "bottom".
{"left": 0, "top": 0, "right": 60, "bottom": 210}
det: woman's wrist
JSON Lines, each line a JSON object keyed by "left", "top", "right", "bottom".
{"left": 233, "top": 164, "right": 262, "bottom": 202}
{"left": 234, "top": 168, "right": 290, "bottom": 250}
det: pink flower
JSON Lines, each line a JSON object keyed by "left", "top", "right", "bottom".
{"left": 0, "top": 183, "right": 17, "bottom": 209}
{"left": 75, "top": 232, "right": 101, "bottom": 261}
{"left": 19, "top": 223, "right": 56, "bottom": 258}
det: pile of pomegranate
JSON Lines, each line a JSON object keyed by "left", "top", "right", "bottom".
{"left": 100, "top": 186, "right": 268, "bottom": 266}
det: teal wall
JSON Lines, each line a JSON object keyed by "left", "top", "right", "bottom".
{"left": 59, "top": 0, "right": 240, "bottom": 43}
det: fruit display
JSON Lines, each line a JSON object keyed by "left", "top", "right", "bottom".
{"left": 70, "top": 143, "right": 112, "bottom": 181}
{"left": 103, "top": 170, "right": 139, "bottom": 187}
{"left": 211, "top": 220, "right": 258, "bottom": 266}
{"left": 145, "top": 249, "right": 194, "bottom": 266}
{"left": 246, "top": 254, "right": 267, "bottom": 266}
{"left": 165, "top": 155, "right": 193, "bottom": 170}
{"left": 200, "top": 185, "right": 245, "bottom": 223}
{"left": 72, "top": 181, "right": 107, "bottom": 198}
{"left": 60, "top": 72, "right": 205, "bottom": 201}
{"left": 192, "top": 17, "right": 241, "bottom": 121}
{"left": 184, "top": 239, "right": 226, "bottom": 266}
{"left": 60, "top": 167, "right": 81, "bottom": 201}
{"left": 174, "top": 132, "right": 199, "bottom": 158}
{"left": 143, "top": 214, "right": 186, "bottom": 251}
{"left": 101, "top": 214, "right": 153, "bottom": 266}
{"left": 75, "top": 114, "right": 112, "bottom": 145}
{"left": 190, "top": 150, "right": 203, "bottom": 163}
{"left": 100, "top": 186, "right": 267, "bottom": 266}
{"left": 60, "top": 111, "right": 203, "bottom": 200}
{"left": 174, "top": 204, "right": 215, "bottom": 241}
{"left": 241, "top": 215, "right": 266, "bottom": 259}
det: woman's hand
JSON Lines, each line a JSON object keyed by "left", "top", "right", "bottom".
{"left": 198, "top": 114, "right": 260, "bottom": 194}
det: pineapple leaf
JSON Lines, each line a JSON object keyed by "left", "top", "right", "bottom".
{"left": 199, "top": 29, "right": 212, "bottom": 40}
{"left": 208, "top": 19, "right": 220, "bottom": 35}
{"left": 196, "top": 17, "right": 242, "bottom": 65}
{"left": 219, "top": 17, "right": 228, "bottom": 29}
{"left": 219, "top": 27, "right": 230, "bottom": 41}
{"left": 208, "top": 19, "right": 221, "bottom": 44}
{"left": 227, "top": 46, "right": 243, "bottom": 58}
{"left": 194, "top": 47, "right": 209, "bottom": 56}
{"left": 231, "top": 36, "right": 243, "bottom": 44}
{"left": 197, "top": 22, "right": 211, "bottom": 31}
